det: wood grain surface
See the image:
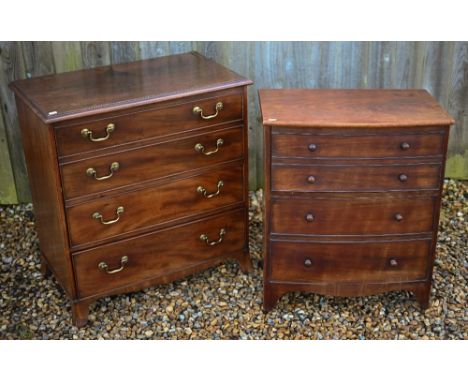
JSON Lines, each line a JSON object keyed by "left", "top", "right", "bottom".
{"left": 74, "top": 208, "right": 246, "bottom": 298}
{"left": 270, "top": 195, "right": 436, "bottom": 236}
{"left": 60, "top": 125, "right": 244, "bottom": 200}
{"left": 9, "top": 52, "right": 252, "bottom": 123}
{"left": 269, "top": 239, "right": 431, "bottom": 283}
{"left": 259, "top": 89, "right": 455, "bottom": 127}
{"left": 54, "top": 88, "right": 243, "bottom": 157}
{"left": 66, "top": 162, "right": 244, "bottom": 247}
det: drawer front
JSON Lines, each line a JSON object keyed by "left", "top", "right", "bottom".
{"left": 269, "top": 240, "right": 430, "bottom": 283}
{"left": 74, "top": 209, "right": 246, "bottom": 298}
{"left": 66, "top": 163, "right": 244, "bottom": 247}
{"left": 271, "top": 196, "right": 435, "bottom": 236}
{"left": 61, "top": 126, "right": 243, "bottom": 200}
{"left": 272, "top": 131, "right": 444, "bottom": 159}
{"left": 55, "top": 91, "right": 243, "bottom": 157}
{"left": 272, "top": 164, "right": 441, "bottom": 192}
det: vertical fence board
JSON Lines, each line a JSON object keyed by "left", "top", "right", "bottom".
{"left": 445, "top": 42, "right": 468, "bottom": 178}
{"left": 111, "top": 41, "right": 141, "bottom": 64}
{"left": 81, "top": 41, "right": 111, "bottom": 68}
{"left": 0, "top": 104, "right": 17, "bottom": 203}
{"left": 0, "top": 41, "right": 31, "bottom": 202}
{"left": 21, "top": 41, "right": 55, "bottom": 77}
{"left": 52, "top": 41, "right": 82, "bottom": 73}
{"left": 340, "top": 41, "right": 362, "bottom": 88}
{"left": 139, "top": 41, "right": 170, "bottom": 59}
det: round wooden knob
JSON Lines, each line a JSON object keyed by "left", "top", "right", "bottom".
{"left": 389, "top": 258, "right": 398, "bottom": 267}
{"left": 308, "top": 143, "right": 317, "bottom": 152}
{"left": 394, "top": 213, "right": 404, "bottom": 222}
{"left": 398, "top": 173, "right": 408, "bottom": 182}
{"left": 307, "top": 175, "right": 316, "bottom": 184}
{"left": 304, "top": 258, "right": 312, "bottom": 267}
{"left": 400, "top": 142, "right": 410, "bottom": 150}
{"left": 305, "top": 213, "right": 315, "bottom": 222}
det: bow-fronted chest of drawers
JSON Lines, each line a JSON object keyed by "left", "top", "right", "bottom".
{"left": 259, "top": 89, "right": 454, "bottom": 311}
{"left": 10, "top": 52, "right": 252, "bottom": 326}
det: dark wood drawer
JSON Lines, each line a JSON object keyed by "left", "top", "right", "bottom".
{"left": 60, "top": 126, "right": 243, "bottom": 200}
{"left": 55, "top": 90, "right": 243, "bottom": 157}
{"left": 66, "top": 163, "right": 244, "bottom": 247}
{"left": 269, "top": 240, "right": 430, "bottom": 283}
{"left": 271, "top": 195, "right": 436, "bottom": 236}
{"left": 74, "top": 208, "right": 246, "bottom": 298}
{"left": 272, "top": 131, "right": 445, "bottom": 159}
{"left": 272, "top": 163, "right": 441, "bottom": 192}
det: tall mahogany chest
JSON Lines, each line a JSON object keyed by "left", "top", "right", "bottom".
{"left": 259, "top": 89, "right": 454, "bottom": 311}
{"left": 10, "top": 52, "right": 252, "bottom": 326}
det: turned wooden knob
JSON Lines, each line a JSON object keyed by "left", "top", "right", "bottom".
{"left": 400, "top": 142, "right": 410, "bottom": 150}
{"left": 389, "top": 258, "right": 398, "bottom": 267}
{"left": 304, "top": 258, "right": 312, "bottom": 267}
{"left": 394, "top": 213, "right": 404, "bottom": 222}
{"left": 398, "top": 173, "right": 408, "bottom": 182}
{"left": 308, "top": 143, "right": 317, "bottom": 152}
{"left": 307, "top": 175, "right": 316, "bottom": 184}
{"left": 305, "top": 213, "right": 315, "bottom": 222}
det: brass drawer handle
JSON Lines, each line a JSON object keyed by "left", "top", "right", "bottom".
{"left": 92, "top": 206, "right": 124, "bottom": 225}
{"left": 81, "top": 123, "right": 115, "bottom": 142}
{"left": 197, "top": 180, "right": 224, "bottom": 198}
{"left": 195, "top": 138, "right": 224, "bottom": 156}
{"left": 192, "top": 102, "right": 223, "bottom": 120}
{"left": 86, "top": 162, "right": 120, "bottom": 181}
{"left": 200, "top": 228, "right": 226, "bottom": 246}
{"left": 99, "top": 255, "right": 128, "bottom": 274}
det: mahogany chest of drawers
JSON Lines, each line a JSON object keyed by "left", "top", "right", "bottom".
{"left": 259, "top": 89, "right": 454, "bottom": 311}
{"left": 10, "top": 52, "right": 252, "bottom": 326}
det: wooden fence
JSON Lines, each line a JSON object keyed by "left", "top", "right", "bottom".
{"left": 1, "top": 41, "right": 467, "bottom": 203}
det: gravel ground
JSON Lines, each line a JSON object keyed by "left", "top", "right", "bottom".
{"left": 0, "top": 180, "right": 466, "bottom": 340}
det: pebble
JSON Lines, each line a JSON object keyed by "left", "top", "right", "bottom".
{"left": 0, "top": 183, "right": 467, "bottom": 339}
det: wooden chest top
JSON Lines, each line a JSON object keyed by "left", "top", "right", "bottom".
{"left": 9, "top": 51, "right": 252, "bottom": 124}
{"left": 258, "top": 89, "right": 455, "bottom": 128}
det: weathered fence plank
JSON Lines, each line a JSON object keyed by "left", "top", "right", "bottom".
{"left": 139, "top": 41, "right": 170, "bottom": 59}
{"left": 0, "top": 41, "right": 31, "bottom": 202}
{"left": 21, "top": 41, "right": 55, "bottom": 77}
{"left": 110, "top": 41, "right": 141, "bottom": 64}
{"left": 52, "top": 41, "right": 82, "bottom": 73}
{"left": 446, "top": 42, "right": 468, "bottom": 178}
{"left": 0, "top": 105, "right": 17, "bottom": 203}
{"left": 81, "top": 41, "right": 111, "bottom": 68}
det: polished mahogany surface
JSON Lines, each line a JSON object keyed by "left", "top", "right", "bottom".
{"left": 271, "top": 128, "right": 445, "bottom": 159}
{"left": 259, "top": 89, "right": 455, "bottom": 128}
{"left": 74, "top": 209, "right": 246, "bottom": 298}
{"left": 10, "top": 51, "right": 252, "bottom": 123}
{"left": 54, "top": 88, "right": 244, "bottom": 158}
{"left": 66, "top": 163, "right": 244, "bottom": 248}
{"left": 60, "top": 125, "right": 244, "bottom": 200}
{"left": 269, "top": 240, "right": 431, "bottom": 283}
